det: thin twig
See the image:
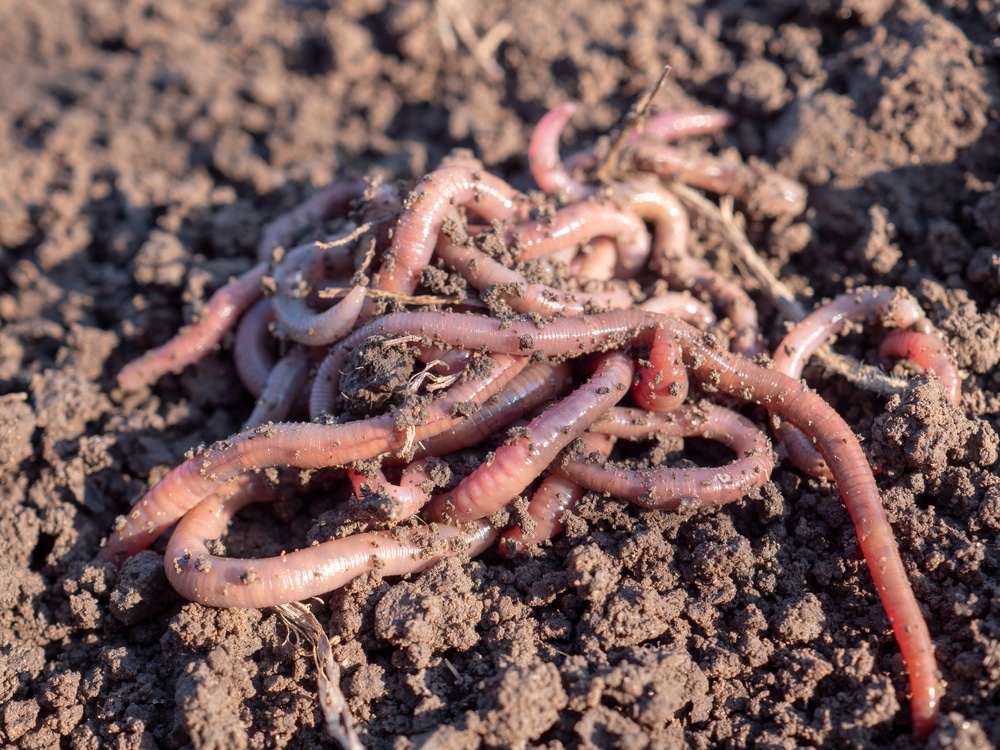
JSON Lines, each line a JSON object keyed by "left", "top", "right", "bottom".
{"left": 317, "top": 286, "right": 480, "bottom": 308}
{"left": 595, "top": 65, "right": 672, "bottom": 183}
{"left": 671, "top": 183, "right": 909, "bottom": 397}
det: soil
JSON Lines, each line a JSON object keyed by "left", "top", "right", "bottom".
{"left": 1, "top": 0, "right": 999, "bottom": 748}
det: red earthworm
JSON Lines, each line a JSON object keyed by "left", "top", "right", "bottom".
{"left": 499, "top": 471, "right": 593, "bottom": 557}
{"left": 563, "top": 403, "right": 775, "bottom": 509}
{"left": 880, "top": 329, "right": 960, "bottom": 404}
{"left": 623, "top": 178, "right": 760, "bottom": 355}
{"left": 165, "top": 485, "right": 497, "bottom": 608}
{"left": 424, "top": 350, "right": 634, "bottom": 522}
{"left": 527, "top": 102, "right": 731, "bottom": 200}
{"left": 232, "top": 297, "right": 277, "bottom": 399}
{"left": 98, "top": 353, "right": 529, "bottom": 563}
{"left": 435, "top": 230, "right": 634, "bottom": 317}
{"left": 377, "top": 166, "right": 523, "bottom": 296}
{"left": 244, "top": 346, "right": 312, "bottom": 428}
{"left": 348, "top": 458, "right": 433, "bottom": 523}
{"left": 632, "top": 324, "right": 688, "bottom": 412}
{"left": 669, "top": 322, "right": 939, "bottom": 740}
{"left": 528, "top": 102, "right": 592, "bottom": 200}
{"left": 638, "top": 292, "right": 715, "bottom": 328}
{"left": 415, "top": 361, "right": 573, "bottom": 457}
{"left": 118, "top": 261, "right": 268, "bottom": 391}
{"left": 506, "top": 200, "right": 651, "bottom": 278}
{"left": 269, "top": 230, "right": 363, "bottom": 345}
{"left": 771, "top": 287, "right": 956, "bottom": 477}
{"left": 569, "top": 236, "right": 618, "bottom": 280}
{"left": 630, "top": 140, "right": 806, "bottom": 218}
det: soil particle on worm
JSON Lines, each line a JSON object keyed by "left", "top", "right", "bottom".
{"left": 2, "top": 0, "right": 1000, "bottom": 748}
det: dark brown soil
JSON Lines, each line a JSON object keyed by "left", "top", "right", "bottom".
{"left": 2, "top": 0, "right": 999, "bottom": 748}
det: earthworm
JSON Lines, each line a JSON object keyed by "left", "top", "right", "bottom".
{"left": 563, "top": 403, "right": 775, "bottom": 509}
{"left": 630, "top": 140, "right": 807, "bottom": 218}
{"left": 527, "top": 102, "right": 732, "bottom": 201}
{"left": 638, "top": 291, "right": 716, "bottom": 328}
{"left": 376, "top": 165, "right": 522, "bottom": 296}
{"left": 505, "top": 200, "right": 651, "bottom": 278}
{"left": 165, "top": 486, "right": 497, "bottom": 608}
{"left": 570, "top": 236, "right": 618, "bottom": 280}
{"left": 772, "top": 287, "right": 959, "bottom": 477}
{"left": 117, "top": 261, "right": 267, "bottom": 392}
{"left": 416, "top": 361, "right": 573, "bottom": 457}
{"left": 256, "top": 179, "right": 367, "bottom": 262}
{"left": 269, "top": 229, "right": 364, "bottom": 345}
{"left": 624, "top": 178, "right": 760, "bottom": 355}
{"left": 244, "top": 346, "right": 312, "bottom": 428}
{"left": 424, "top": 350, "right": 634, "bottom": 522}
{"left": 347, "top": 458, "right": 434, "bottom": 523}
{"left": 499, "top": 471, "right": 593, "bottom": 557}
{"left": 233, "top": 298, "right": 313, "bottom": 420}
{"left": 98, "top": 353, "right": 529, "bottom": 562}
{"left": 232, "top": 297, "right": 277, "bottom": 399}
{"left": 435, "top": 229, "right": 634, "bottom": 317}
{"left": 880, "top": 328, "right": 960, "bottom": 404}
{"left": 670, "top": 321, "right": 940, "bottom": 739}
{"left": 632, "top": 324, "right": 688, "bottom": 413}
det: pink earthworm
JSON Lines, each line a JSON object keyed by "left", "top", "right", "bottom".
{"left": 527, "top": 102, "right": 731, "bottom": 200}
{"left": 98, "top": 353, "right": 529, "bottom": 563}
{"left": 563, "top": 403, "right": 775, "bottom": 509}
{"left": 416, "top": 361, "right": 573, "bottom": 457}
{"left": 348, "top": 458, "right": 433, "bottom": 523}
{"left": 244, "top": 346, "right": 312, "bottom": 428}
{"left": 376, "top": 165, "right": 524, "bottom": 296}
{"left": 233, "top": 298, "right": 313, "bottom": 419}
{"left": 629, "top": 140, "right": 807, "bottom": 218}
{"left": 165, "top": 485, "right": 497, "bottom": 608}
{"left": 505, "top": 200, "right": 651, "bottom": 278}
{"left": 623, "top": 178, "right": 760, "bottom": 355}
{"left": 499, "top": 472, "right": 593, "bottom": 557}
{"left": 435, "top": 230, "right": 634, "bottom": 317}
{"left": 632, "top": 324, "right": 688, "bottom": 412}
{"left": 424, "top": 351, "right": 634, "bottom": 523}
{"left": 569, "top": 236, "right": 618, "bottom": 280}
{"left": 118, "top": 262, "right": 268, "bottom": 391}
{"left": 880, "top": 328, "right": 961, "bottom": 404}
{"left": 256, "top": 179, "right": 367, "bottom": 261}
{"left": 269, "top": 229, "right": 365, "bottom": 345}
{"left": 639, "top": 291, "right": 716, "bottom": 328}
{"left": 528, "top": 102, "right": 593, "bottom": 201}
{"left": 771, "top": 287, "right": 958, "bottom": 478}
{"left": 233, "top": 297, "right": 278, "bottom": 399}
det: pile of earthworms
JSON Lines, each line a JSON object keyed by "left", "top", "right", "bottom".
{"left": 100, "top": 103, "right": 960, "bottom": 738}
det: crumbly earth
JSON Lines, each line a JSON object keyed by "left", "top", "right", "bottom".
{"left": 2, "top": 1, "right": 999, "bottom": 748}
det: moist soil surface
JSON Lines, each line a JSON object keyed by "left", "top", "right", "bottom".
{"left": 2, "top": 1, "right": 1000, "bottom": 748}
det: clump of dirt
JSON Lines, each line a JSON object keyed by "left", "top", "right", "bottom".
{"left": 1, "top": 1, "right": 999, "bottom": 749}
